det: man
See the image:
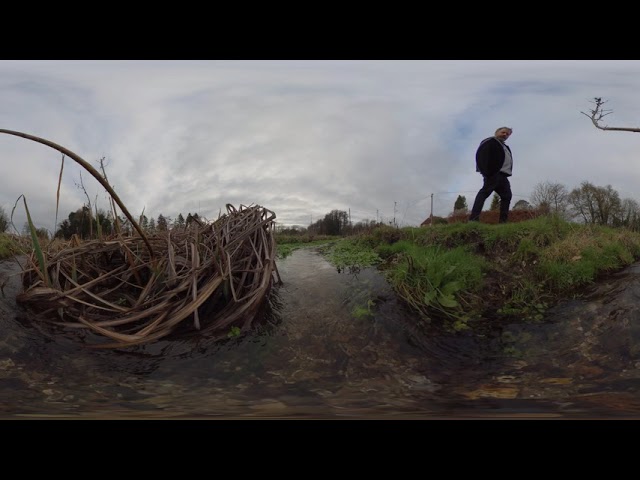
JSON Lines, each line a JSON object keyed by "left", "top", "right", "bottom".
{"left": 469, "top": 126, "right": 513, "bottom": 223}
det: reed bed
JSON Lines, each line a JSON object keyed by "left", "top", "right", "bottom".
{"left": 0, "top": 128, "right": 281, "bottom": 348}
{"left": 17, "top": 204, "right": 281, "bottom": 348}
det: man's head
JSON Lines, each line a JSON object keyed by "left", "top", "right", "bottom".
{"left": 494, "top": 127, "right": 512, "bottom": 141}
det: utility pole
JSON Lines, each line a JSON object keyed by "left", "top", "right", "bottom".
{"left": 430, "top": 193, "right": 434, "bottom": 227}
{"left": 393, "top": 201, "right": 397, "bottom": 228}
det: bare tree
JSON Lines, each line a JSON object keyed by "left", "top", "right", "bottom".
{"left": 615, "top": 197, "right": 640, "bottom": 229}
{"left": 581, "top": 97, "right": 640, "bottom": 133}
{"left": 530, "top": 181, "right": 569, "bottom": 218}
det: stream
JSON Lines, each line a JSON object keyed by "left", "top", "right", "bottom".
{"left": 2, "top": 247, "right": 640, "bottom": 418}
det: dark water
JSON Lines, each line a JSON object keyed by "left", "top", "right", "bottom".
{"left": 2, "top": 249, "right": 640, "bottom": 418}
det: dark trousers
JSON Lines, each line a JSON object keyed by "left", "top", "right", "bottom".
{"left": 469, "top": 173, "right": 512, "bottom": 223}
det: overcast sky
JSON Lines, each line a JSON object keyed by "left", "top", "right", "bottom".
{"left": 1, "top": 60, "right": 639, "bottom": 233}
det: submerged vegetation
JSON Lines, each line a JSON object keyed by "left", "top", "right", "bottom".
{"left": 275, "top": 234, "right": 340, "bottom": 259}
{"left": 280, "top": 215, "right": 640, "bottom": 332}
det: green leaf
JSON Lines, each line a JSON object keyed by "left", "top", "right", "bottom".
{"left": 424, "top": 289, "right": 437, "bottom": 305}
{"left": 438, "top": 294, "right": 459, "bottom": 308}
{"left": 440, "top": 280, "right": 462, "bottom": 296}
{"left": 23, "top": 196, "right": 50, "bottom": 287}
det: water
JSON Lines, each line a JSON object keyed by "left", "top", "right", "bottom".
{"left": 2, "top": 248, "right": 640, "bottom": 418}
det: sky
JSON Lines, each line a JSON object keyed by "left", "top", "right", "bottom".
{"left": 1, "top": 60, "right": 639, "bottom": 234}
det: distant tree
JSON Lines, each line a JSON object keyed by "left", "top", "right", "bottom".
{"left": 490, "top": 193, "right": 500, "bottom": 211}
{"left": 94, "top": 209, "right": 112, "bottom": 237}
{"left": 174, "top": 213, "right": 185, "bottom": 229}
{"left": 157, "top": 214, "right": 168, "bottom": 232}
{"left": 55, "top": 206, "right": 112, "bottom": 239}
{"left": 35, "top": 227, "right": 49, "bottom": 240}
{"left": 568, "top": 181, "right": 621, "bottom": 225}
{"left": 581, "top": 98, "right": 640, "bottom": 225}
{"left": 276, "top": 225, "right": 307, "bottom": 235}
{"left": 22, "top": 222, "right": 49, "bottom": 239}
{"left": 70, "top": 207, "right": 89, "bottom": 238}
{"left": 186, "top": 213, "right": 202, "bottom": 226}
{"left": 74, "top": 172, "right": 95, "bottom": 238}
{"left": 513, "top": 199, "right": 532, "bottom": 210}
{"left": 615, "top": 198, "right": 640, "bottom": 230}
{"left": 148, "top": 218, "right": 156, "bottom": 232}
{"left": 139, "top": 214, "right": 149, "bottom": 231}
{"left": 352, "top": 219, "right": 380, "bottom": 232}
{"left": 308, "top": 209, "right": 349, "bottom": 235}
{"left": 453, "top": 195, "right": 467, "bottom": 213}
{"left": 0, "top": 206, "right": 8, "bottom": 233}
{"left": 118, "top": 215, "right": 132, "bottom": 236}
{"left": 531, "top": 181, "right": 569, "bottom": 218}
{"left": 323, "top": 210, "right": 349, "bottom": 235}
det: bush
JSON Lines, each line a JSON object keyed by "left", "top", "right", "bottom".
{"left": 0, "top": 206, "right": 8, "bottom": 233}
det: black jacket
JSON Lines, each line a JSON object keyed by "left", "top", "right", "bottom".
{"left": 475, "top": 137, "right": 512, "bottom": 177}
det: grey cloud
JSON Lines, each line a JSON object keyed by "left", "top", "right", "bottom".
{"left": 3, "top": 60, "right": 640, "bottom": 232}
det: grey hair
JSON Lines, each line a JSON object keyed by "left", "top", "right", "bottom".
{"left": 495, "top": 126, "right": 513, "bottom": 134}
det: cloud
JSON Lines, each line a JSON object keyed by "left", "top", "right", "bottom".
{"left": 1, "top": 60, "right": 639, "bottom": 232}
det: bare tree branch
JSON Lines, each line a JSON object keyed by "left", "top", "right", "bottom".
{"left": 581, "top": 97, "right": 640, "bottom": 132}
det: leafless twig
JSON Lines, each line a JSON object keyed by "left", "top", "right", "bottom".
{"left": 581, "top": 97, "right": 640, "bottom": 132}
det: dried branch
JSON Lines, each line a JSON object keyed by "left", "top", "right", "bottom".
{"left": 581, "top": 97, "right": 640, "bottom": 132}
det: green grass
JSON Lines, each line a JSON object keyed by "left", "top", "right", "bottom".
{"left": 316, "top": 215, "right": 640, "bottom": 331}
{"left": 0, "top": 233, "right": 20, "bottom": 260}
{"left": 276, "top": 238, "right": 339, "bottom": 259}
{"left": 384, "top": 242, "right": 485, "bottom": 329}
{"left": 322, "top": 240, "right": 381, "bottom": 271}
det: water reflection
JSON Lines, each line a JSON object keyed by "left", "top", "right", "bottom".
{"left": 2, "top": 248, "right": 640, "bottom": 418}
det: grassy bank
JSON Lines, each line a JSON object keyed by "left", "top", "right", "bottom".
{"left": 0, "top": 233, "right": 20, "bottom": 260}
{"left": 275, "top": 234, "right": 340, "bottom": 258}
{"left": 306, "top": 216, "right": 640, "bottom": 331}
{"left": 8, "top": 216, "right": 640, "bottom": 335}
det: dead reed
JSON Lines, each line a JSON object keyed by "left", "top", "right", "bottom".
{"left": 17, "top": 204, "right": 281, "bottom": 348}
{"left": 0, "top": 129, "right": 281, "bottom": 348}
